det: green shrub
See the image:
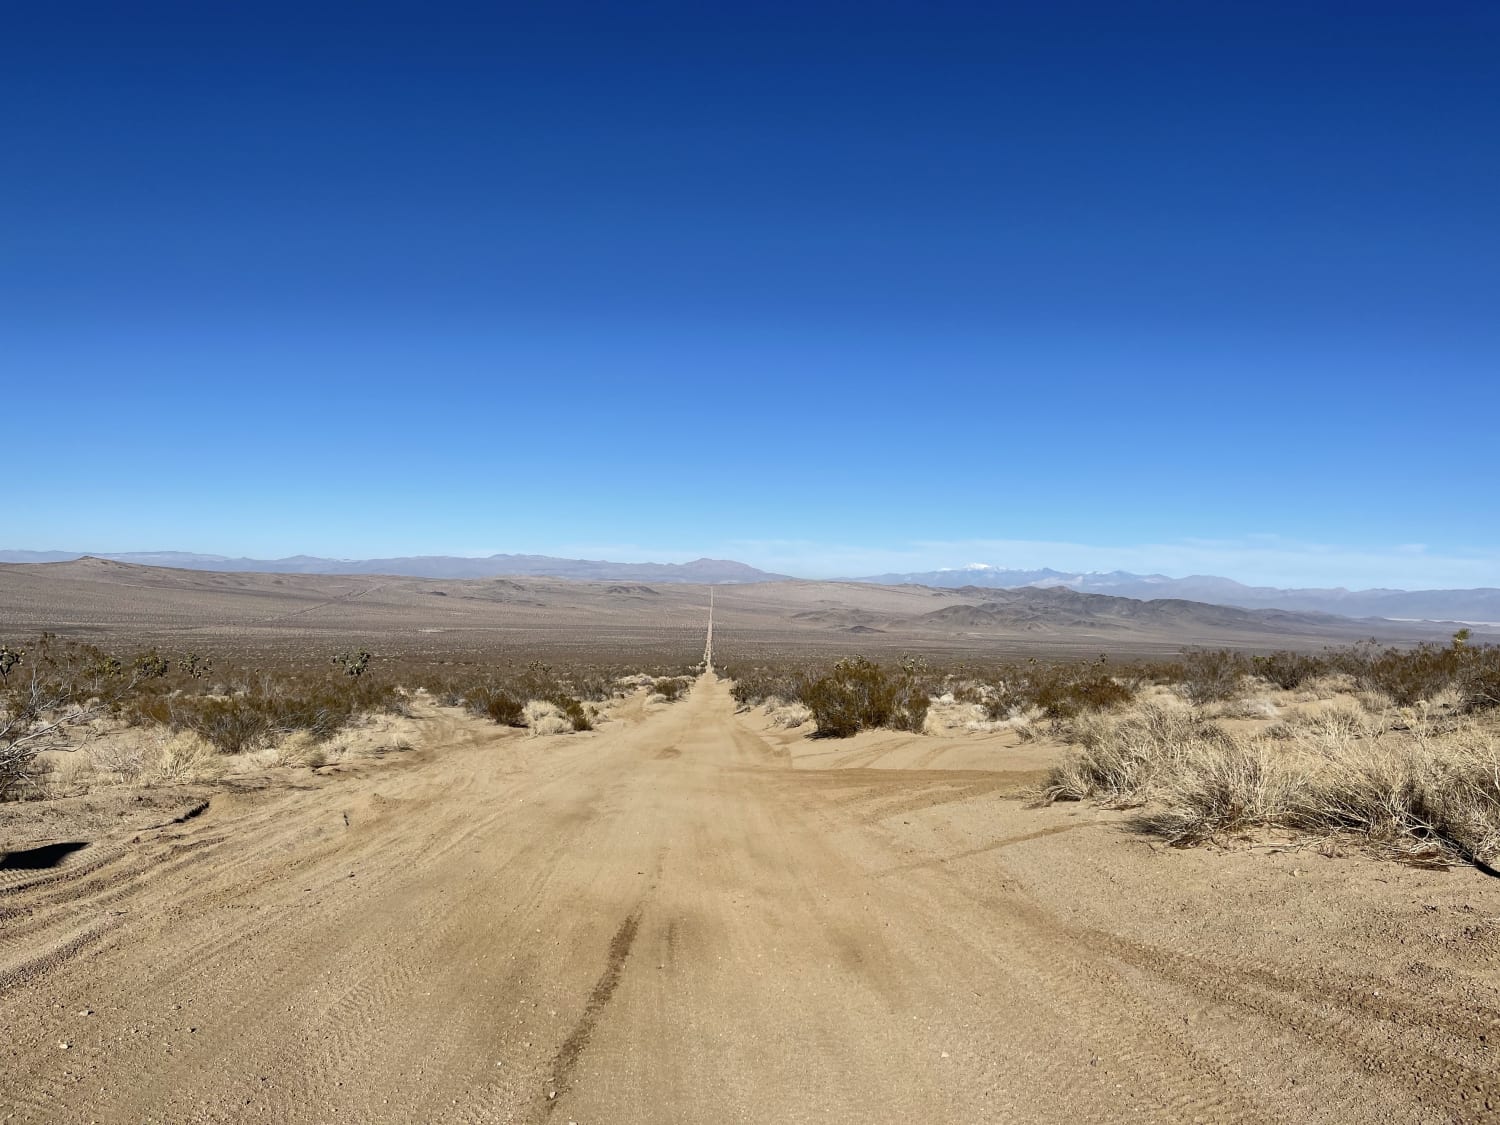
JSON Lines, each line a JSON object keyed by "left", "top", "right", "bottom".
{"left": 174, "top": 696, "right": 271, "bottom": 755}
{"left": 653, "top": 676, "right": 689, "bottom": 702}
{"left": 974, "top": 661, "right": 1136, "bottom": 720}
{"left": 800, "top": 656, "right": 929, "bottom": 738}
{"left": 556, "top": 696, "right": 593, "bottom": 731}
{"left": 1357, "top": 644, "right": 1461, "bottom": 706}
{"left": 1459, "top": 646, "right": 1500, "bottom": 711}
{"left": 1300, "top": 637, "right": 1500, "bottom": 711}
{"left": 1033, "top": 671, "right": 1134, "bottom": 718}
{"left": 726, "top": 665, "right": 806, "bottom": 708}
{"left": 1251, "top": 651, "right": 1327, "bottom": 690}
{"left": 475, "top": 689, "right": 525, "bottom": 727}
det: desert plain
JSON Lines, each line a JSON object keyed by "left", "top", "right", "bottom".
{"left": 1, "top": 559, "right": 1497, "bottom": 1123}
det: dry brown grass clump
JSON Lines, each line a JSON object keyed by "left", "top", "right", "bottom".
{"left": 149, "top": 731, "right": 228, "bottom": 783}
{"left": 522, "top": 700, "right": 573, "bottom": 737}
{"left": 1040, "top": 697, "right": 1500, "bottom": 869}
{"left": 1039, "top": 702, "right": 1234, "bottom": 807}
{"left": 765, "top": 698, "right": 813, "bottom": 729}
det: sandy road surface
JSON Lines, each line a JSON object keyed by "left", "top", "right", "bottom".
{"left": 3, "top": 676, "right": 1499, "bottom": 1123}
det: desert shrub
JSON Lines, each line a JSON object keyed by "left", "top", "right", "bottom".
{"left": 557, "top": 696, "right": 593, "bottom": 731}
{"left": 1352, "top": 643, "right": 1462, "bottom": 706}
{"left": 652, "top": 676, "right": 689, "bottom": 703}
{"left": 1211, "top": 695, "right": 1281, "bottom": 720}
{"left": 1251, "top": 650, "right": 1328, "bottom": 690}
{"left": 1176, "top": 649, "right": 1251, "bottom": 704}
{"left": 518, "top": 695, "right": 591, "bottom": 735}
{"left": 172, "top": 696, "right": 270, "bottom": 755}
{"left": 975, "top": 660, "right": 1136, "bottom": 721}
{"left": 150, "top": 731, "right": 227, "bottom": 783}
{"left": 979, "top": 694, "right": 1010, "bottom": 722}
{"left": 1460, "top": 646, "right": 1500, "bottom": 711}
{"left": 799, "top": 656, "right": 931, "bottom": 738}
{"left": 573, "top": 674, "right": 616, "bottom": 702}
{"left": 467, "top": 685, "right": 525, "bottom": 727}
{"left": 727, "top": 665, "right": 806, "bottom": 709}
{"left": 801, "top": 660, "right": 886, "bottom": 737}
{"left": 1039, "top": 703, "right": 1233, "bottom": 806}
{"left": 331, "top": 649, "right": 371, "bottom": 677}
{"left": 1263, "top": 702, "right": 1377, "bottom": 750}
{"left": 1, "top": 635, "right": 172, "bottom": 797}
{"left": 418, "top": 658, "right": 688, "bottom": 729}
{"left": 766, "top": 700, "right": 813, "bottom": 728}
{"left": 523, "top": 700, "right": 571, "bottom": 736}
{"left": 1038, "top": 691, "right": 1500, "bottom": 868}
{"left": 1034, "top": 672, "right": 1134, "bottom": 718}
{"left": 125, "top": 690, "right": 181, "bottom": 726}
{"left": 135, "top": 662, "right": 401, "bottom": 753}
{"left": 948, "top": 679, "right": 995, "bottom": 707}
{"left": 181, "top": 652, "right": 212, "bottom": 679}
{"left": 512, "top": 661, "right": 596, "bottom": 729}
{"left": 1281, "top": 736, "right": 1500, "bottom": 866}
{"left": 1135, "top": 738, "right": 1288, "bottom": 844}
{"left": 1319, "top": 635, "right": 1500, "bottom": 712}
{"left": 89, "top": 738, "right": 148, "bottom": 783}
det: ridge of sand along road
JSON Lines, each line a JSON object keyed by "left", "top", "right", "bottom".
{"left": 3, "top": 675, "right": 1499, "bottom": 1123}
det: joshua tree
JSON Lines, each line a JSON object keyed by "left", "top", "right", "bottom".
{"left": 332, "top": 649, "right": 371, "bottom": 677}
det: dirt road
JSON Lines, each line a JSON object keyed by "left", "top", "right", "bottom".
{"left": 3, "top": 676, "right": 1498, "bottom": 1123}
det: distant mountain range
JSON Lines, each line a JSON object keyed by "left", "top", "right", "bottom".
{"left": 4, "top": 551, "right": 1497, "bottom": 624}
{"left": 0, "top": 551, "right": 787, "bottom": 585}
{"left": 849, "top": 565, "right": 1500, "bottom": 624}
{"left": 1, "top": 556, "right": 1472, "bottom": 651}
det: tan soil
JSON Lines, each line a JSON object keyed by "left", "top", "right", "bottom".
{"left": 2, "top": 676, "right": 1498, "bottom": 1123}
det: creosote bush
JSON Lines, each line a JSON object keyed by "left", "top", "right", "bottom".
{"left": 1249, "top": 651, "right": 1323, "bottom": 690}
{"left": 652, "top": 676, "right": 690, "bottom": 703}
{"left": 726, "top": 664, "right": 809, "bottom": 710}
{"left": 1175, "top": 649, "right": 1252, "bottom": 704}
{"left": 419, "top": 659, "right": 638, "bottom": 733}
{"left": 800, "top": 656, "right": 931, "bottom": 738}
{"left": 475, "top": 688, "right": 526, "bottom": 727}
{"left": 1, "top": 636, "right": 702, "bottom": 798}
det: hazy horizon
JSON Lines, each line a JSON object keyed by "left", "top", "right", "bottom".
{"left": 5, "top": 538, "right": 1497, "bottom": 591}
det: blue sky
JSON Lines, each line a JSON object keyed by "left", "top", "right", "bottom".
{"left": 5, "top": 2, "right": 1498, "bottom": 588}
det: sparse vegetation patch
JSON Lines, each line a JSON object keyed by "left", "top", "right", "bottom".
{"left": 1037, "top": 634, "right": 1500, "bottom": 869}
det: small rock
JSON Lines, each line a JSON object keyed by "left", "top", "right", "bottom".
{"left": 58, "top": 1041, "right": 71, "bottom": 1050}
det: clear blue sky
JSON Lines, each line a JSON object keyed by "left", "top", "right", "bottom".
{"left": 5, "top": 2, "right": 1497, "bottom": 587}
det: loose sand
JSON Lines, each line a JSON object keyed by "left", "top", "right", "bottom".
{"left": 3, "top": 676, "right": 1497, "bottom": 1123}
